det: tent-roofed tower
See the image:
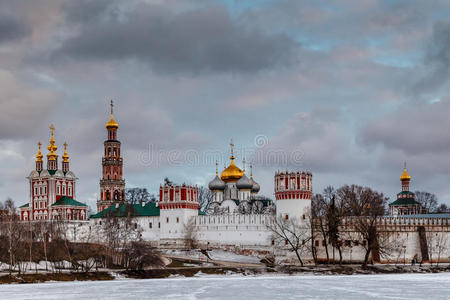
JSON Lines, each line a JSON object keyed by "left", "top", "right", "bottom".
{"left": 98, "top": 100, "right": 126, "bottom": 213}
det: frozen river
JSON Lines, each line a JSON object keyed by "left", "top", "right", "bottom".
{"left": 0, "top": 273, "right": 449, "bottom": 299}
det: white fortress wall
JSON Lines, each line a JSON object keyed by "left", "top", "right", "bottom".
{"left": 194, "top": 214, "right": 272, "bottom": 247}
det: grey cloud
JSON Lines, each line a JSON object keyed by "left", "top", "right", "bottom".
{"left": 256, "top": 108, "right": 363, "bottom": 173}
{"left": 0, "top": 70, "right": 59, "bottom": 139}
{"left": 0, "top": 12, "right": 30, "bottom": 43}
{"left": 415, "top": 22, "right": 450, "bottom": 93}
{"left": 359, "top": 98, "right": 450, "bottom": 155}
{"left": 51, "top": 3, "right": 300, "bottom": 74}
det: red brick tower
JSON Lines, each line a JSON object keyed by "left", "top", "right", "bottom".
{"left": 97, "top": 100, "right": 125, "bottom": 212}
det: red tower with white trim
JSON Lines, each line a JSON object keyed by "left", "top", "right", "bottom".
{"left": 274, "top": 171, "right": 312, "bottom": 221}
{"left": 98, "top": 100, "right": 125, "bottom": 213}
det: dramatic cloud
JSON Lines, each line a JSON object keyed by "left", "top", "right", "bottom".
{"left": 2, "top": 0, "right": 450, "bottom": 208}
{"left": 415, "top": 22, "right": 450, "bottom": 93}
{"left": 51, "top": 2, "right": 300, "bottom": 74}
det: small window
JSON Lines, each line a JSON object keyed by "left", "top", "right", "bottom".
{"left": 315, "top": 240, "right": 319, "bottom": 247}
{"left": 285, "top": 240, "right": 288, "bottom": 245}
{"left": 272, "top": 240, "right": 275, "bottom": 245}
{"left": 302, "top": 214, "right": 305, "bottom": 220}
{"left": 176, "top": 217, "right": 179, "bottom": 223}
{"left": 285, "top": 214, "right": 289, "bottom": 220}
{"left": 322, "top": 240, "right": 326, "bottom": 246}
{"left": 158, "top": 222, "right": 160, "bottom": 228}
{"left": 166, "top": 217, "right": 169, "bottom": 223}
{"left": 149, "top": 222, "right": 152, "bottom": 229}
{"left": 134, "top": 223, "right": 137, "bottom": 229}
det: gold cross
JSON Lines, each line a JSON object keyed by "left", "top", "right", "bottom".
{"left": 230, "top": 139, "right": 234, "bottom": 157}
{"left": 215, "top": 160, "right": 218, "bottom": 175}
{"left": 110, "top": 99, "right": 114, "bottom": 115}
{"left": 37, "top": 141, "right": 41, "bottom": 149}
{"left": 49, "top": 124, "right": 55, "bottom": 136}
{"left": 63, "top": 142, "right": 68, "bottom": 150}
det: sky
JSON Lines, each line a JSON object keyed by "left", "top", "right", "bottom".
{"left": 2, "top": 0, "right": 450, "bottom": 211}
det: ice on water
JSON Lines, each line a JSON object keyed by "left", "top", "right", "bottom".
{"left": 0, "top": 273, "right": 448, "bottom": 300}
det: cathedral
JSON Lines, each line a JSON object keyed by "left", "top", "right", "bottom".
{"left": 19, "top": 125, "right": 87, "bottom": 221}
{"left": 207, "top": 141, "right": 274, "bottom": 215}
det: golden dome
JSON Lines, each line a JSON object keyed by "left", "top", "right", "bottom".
{"left": 36, "top": 142, "right": 43, "bottom": 162}
{"left": 220, "top": 139, "right": 244, "bottom": 182}
{"left": 220, "top": 159, "right": 244, "bottom": 182}
{"left": 62, "top": 142, "right": 69, "bottom": 162}
{"left": 400, "top": 162, "right": 411, "bottom": 181}
{"left": 47, "top": 124, "right": 58, "bottom": 161}
{"left": 106, "top": 100, "right": 119, "bottom": 129}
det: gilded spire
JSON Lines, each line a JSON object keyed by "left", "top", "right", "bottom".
{"left": 230, "top": 139, "right": 235, "bottom": 160}
{"left": 250, "top": 163, "right": 253, "bottom": 179}
{"left": 62, "top": 142, "right": 69, "bottom": 162}
{"left": 106, "top": 99, "right": 119, "bottom": 129}
{"left": 36, "top": 142, "right": 43, "bottom": 162}
{"left": 47, "top": 124, "right": 58, "bottom": 160}
{"left": 400, "top": 161, "right": 411, "bottom": 181}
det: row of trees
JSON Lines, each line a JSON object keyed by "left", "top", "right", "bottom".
{"left": 0, "top": 199, "right": 164, "bottom": 275}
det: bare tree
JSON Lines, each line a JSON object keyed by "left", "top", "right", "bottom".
{"left": 184, "top": 217, "right": 198, "bottom": 249}
{"left": 267, "top": 214, "right": 312, "bottom": 266}
{"left": 126, "top": 188, "right": 155, "bottom": 204}
{"left": 415, "top": 191, "right": 437, "bottom": 213}
{"left": 337, "top": 185, "right": 388, "bottom": 266}
{"left": 436, "top": 204, "right": 448, "bottom": 213}
{"left": 311, "top": 193, "right": 330, "bottom": 263}
{"left": 198, "top": 186, "right": 213, "bottom": 212}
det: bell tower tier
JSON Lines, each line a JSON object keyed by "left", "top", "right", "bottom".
{"left": 97, "top": 100, "right": 125, "bottom": 213}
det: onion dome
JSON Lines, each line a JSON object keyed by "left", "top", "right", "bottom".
{"left": 47, "top": 124, "right": 58, "bottom": 161}
{"left": 106, "top": 100, "right": 119, "bottom": 129}
{"left": 400, "top": 162, "right": 411, "bottom": 181}
{"left": 209, "top": 161, "right": 226, "bottom": 190}
{"left": 251, "top": 178, "right": 260, "bottom": 193}
{"left": 62, "top": 142, "right": 69, "bottom": 162}
{"left": 36, "top": 142, "right": 43, "bottom": 162}
{"left": 220, "top": 140, "right": 244, "bottom": 182}
{"left": 209, "top": 175, "right": 226, "bottom": 191}
{"left": 249, "top": 163, "right": 260, "bottom": 193}
{"left": 236, "top": 174, "right": 253, "bottom": 190}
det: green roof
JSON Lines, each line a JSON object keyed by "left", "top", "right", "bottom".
{"left": 90, "top": 202, "right": 160, "bottom": 219}
{"left": 390, "top": 198, "right": 420, "bottom": 206}
{"left": 48, "top": 170, "right": 56, "bottom": 175}
{"left": 19, "top": 203, "right": 29, "bottom": 208}
{"left": 52, "top": 196, "right": 87, "bottom": 207}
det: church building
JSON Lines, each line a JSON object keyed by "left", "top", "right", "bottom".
{"left": 19, "top": 125, "right": 87, "bottom": 221}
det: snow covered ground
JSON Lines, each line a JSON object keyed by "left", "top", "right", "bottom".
{"left": 1, "top": 273, "right": 449, "bottom": 299}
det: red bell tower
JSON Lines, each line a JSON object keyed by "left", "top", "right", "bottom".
{"left": 97, "top": 100, "right": 125, "bottom": 213}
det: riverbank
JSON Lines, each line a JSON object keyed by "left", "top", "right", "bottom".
{"left": 2, "top": 263, "right": 450, "bottom": 284}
